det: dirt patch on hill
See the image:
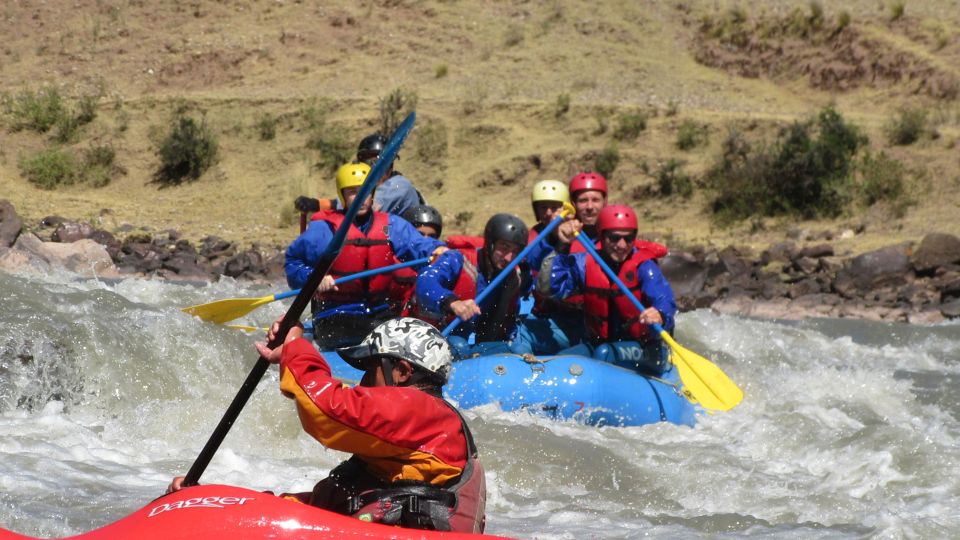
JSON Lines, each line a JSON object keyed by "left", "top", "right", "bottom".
{"left": 692, "top": 12, "right": 959, "bottom": 100}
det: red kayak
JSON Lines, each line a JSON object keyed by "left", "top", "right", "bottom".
{"left": 0, "top": 484, "right": 512, "bottom": 540}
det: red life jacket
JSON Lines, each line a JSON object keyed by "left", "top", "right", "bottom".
{"left": 345, "top": 403, "right": 486, "bottom": 533}
{"left": 392, "top": 258, "right": 418, "bottom": 316}
{"left": 582, "top": 241, "right": 668, "bottom": 343}
{"left": 310, "top": 210, "right": 399, "bottom": 307}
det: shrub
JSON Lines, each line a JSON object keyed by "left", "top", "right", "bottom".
{"left": 453, "top": 211, "right": 473, "bottom": 233}
{"left": 594, "top": 142, "right": 620, "bottom": 179}
{"left": 834, "top": 10, "right": 852, "bottom": 34}
{"left": 676, "top": 119, "right": 709, "bottom": 150}
{"left": 613, "top": 111, "right": 647, "bottom": 141}
{"left": 503, "top": 25, "right": 524, "bottom": 47}
{"left": 889, "top": 1, "right": 905, "bottom": 22}
{"left": 707, "top": 106, "right": 866, "bottom": 221}
{"left": 155, "top": 115, "right": 219, "bottom": 185}
{"left": 256, "top": 113, "right": 278, "bottom": 141}
{"left": 655, "top": 159, "right": 694, "bottom": 198}
{"left": 6, "top": 87, "right": 67, "bottom": 133}
{"left": 592, "top": 110, "right": 609, "bottom": 136}
{"left": 300, "top": 100, "right": 351, "bottom": 173}
{"left": 75, "top": 93, "right": 100, "bottom": 125}
{"left": 81, "top": 145, "right": 116, "bottom": 187}
{"left": 434, "top": 64, "right": 448, "bottom": 78}
{"left": 379, "top": 88, "right": 418, "bottom": 136}
{"left": 19, "top": 148, "right": 77, "bottom": 189}
{"left": 858, "top": 151, "right": 907, "bottom": 206}
{"left": 554, "top": 93, "right": 571, "bottom": 119}
{"left": 414, "top": 120, "right": 448, "bottom": 166}
{"left": 884, "top": 106, "right": 928, "bottom": 145}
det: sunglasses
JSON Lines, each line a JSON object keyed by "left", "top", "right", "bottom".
{"left": 603, "top": 232, "right": 636, "bottom": 245}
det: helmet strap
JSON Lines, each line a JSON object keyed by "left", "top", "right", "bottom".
{"left": 380, "top": 357, "right": 396, "bottom": 387}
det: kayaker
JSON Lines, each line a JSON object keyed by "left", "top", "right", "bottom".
{"left": 539, "top": 204, "right": 676, "bottom": 374}
{"left": 413, "top": 213, "right": 532, "bottom": 357}
{"left": 292, "top": 132, "right": 425, "bottom": 218}
{"left": 511, "top": 179, "right": 586, "bottom": 355}
{"left": 169, "top": 317, "right": 486, "bottom": 533}
{"left": 285, "top": 162, "right": 446, "bottom": 348}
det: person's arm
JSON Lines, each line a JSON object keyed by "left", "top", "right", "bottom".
{"left": 537, "top": 251, "right": 585, "bottom": 300}
{"left": 638, "top": 260, "right": 677, "bottom": 332}
{"left": 416, "top": 250, "right": 466, "bottom": 315}
{"left": 284, "top": 220, "right": 334, "bottom": 289}
{"left": 388, "top": 214, "right": 445, "bottom": 261}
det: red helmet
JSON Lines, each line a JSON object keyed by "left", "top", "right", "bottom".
{"left": 597, "top": 204, "right": 638, "bottom": 233}
{"left": 569, "top": 172, "right": 608, "bottom": 196}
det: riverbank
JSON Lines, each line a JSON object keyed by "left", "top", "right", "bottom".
{"left": 2, "top": 199, "right": 958, "bottom": 324}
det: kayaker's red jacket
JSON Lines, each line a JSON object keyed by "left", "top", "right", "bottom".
{"left": 278, "top": 338, "right": 486, "bottom": 533}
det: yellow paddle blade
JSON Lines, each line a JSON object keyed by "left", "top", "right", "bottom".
{"left": 661, "top": 331, "right": 744, "bottom": 412}
{"left": 227, "top": 324, "right": 268, "bottom": 333}
{"left": 181, "top": 296, "right": 273, "bottom": 324}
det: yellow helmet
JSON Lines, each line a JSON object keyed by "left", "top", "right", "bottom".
{"left": 531, "top": 179, "right": 570, "bottom": 204}
{"left": 335, "top": 162, "right": 371, "bottom": 205}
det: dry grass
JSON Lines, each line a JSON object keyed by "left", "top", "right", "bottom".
{"left": 1, "top": 0, "right": 958, "bottom": 254}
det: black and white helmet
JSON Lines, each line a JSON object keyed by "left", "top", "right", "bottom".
{"left": 337, "top": 318, "right": 453, "bottom": 384}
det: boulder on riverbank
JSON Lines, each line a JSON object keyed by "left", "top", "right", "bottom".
{"left": 0, "top": 199, "right": 957, "bottom": 322}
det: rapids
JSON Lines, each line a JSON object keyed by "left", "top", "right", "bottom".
{"left": 1, "top": 270, "right": 959, "bottom": 538}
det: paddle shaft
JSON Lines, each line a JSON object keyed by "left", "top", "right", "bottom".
{"left": 183, "top": 112, "right": 416, "bottom": 486}
{"left": 274, "top": 256, "right": 431, "bottom": 302}
{"left": 441, "top": 212, "right": 567, "bottom": 337}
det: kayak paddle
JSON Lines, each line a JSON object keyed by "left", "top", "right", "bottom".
{"left": 182, "top": 256, "right": 431, "bottom": 324}
{"left": 182, "top": 112, "right": 416, "bottom": 486}
{"left": 574, "top": 233, "right": 744, "bottom": 412}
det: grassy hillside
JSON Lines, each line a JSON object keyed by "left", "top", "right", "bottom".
{"left": 1, "top": 0, "right": 958, "bottom": 256}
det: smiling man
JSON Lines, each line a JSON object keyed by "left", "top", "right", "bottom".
{"left": 539, "top": 204, "right": 676, "bottom": 374}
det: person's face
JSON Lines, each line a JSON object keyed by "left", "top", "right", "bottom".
{"left": 416, "top": 224, "right": 440, "bottom": 239}
{"left": 573, "top": 190, "right": 606, "bottom": 226}
{"left": 601, "top": 228, "right": 636, "bottom": 263}
{"left": 360, "top": 154, "right": 393, "bottom": 185}
{"left": 341, "top": 187, "right": 373, "bottom": 216}
{"left": 358, "top": 358, "right": 411, "bottom": 387}
{"left": 533, "top": 201, "right": 563, "bottom": 225}
{"left": 489, "top": 239, "right": 522, "bottom": 271}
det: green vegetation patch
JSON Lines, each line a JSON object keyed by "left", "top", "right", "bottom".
{"left": 706, "top": 106, "right": 867, "bottom": 222}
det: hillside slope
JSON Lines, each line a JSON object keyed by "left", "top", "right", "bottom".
{"left": 1, "top": 0, "right": 958, "bottom": 254}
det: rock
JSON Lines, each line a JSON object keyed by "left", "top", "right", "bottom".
{"left": 838, "top": 244, "right": 912, "bottom": 291}
{"left": 942, "top": 298, "right": 960, "bottom": 319}
{"left": 908, "top": 310, "right": 945, "bottom": 324}
{"left": 660, "top": 252, "right": 708, "bottom": 298}
{"left": 788, "top": 278, "right": 822, "bottom": 298}
{"left": 199, "top": 235, "right": 235, "bottom": 259}
{"left": 798, "top": 243, "right": 834, "bottom": 259}
{"left": 761, "top": 242, "right": 796, "bottom": 264}
{"left": 12, "top": 234, "right": 117, "bottom": 277}
{"left": 792, "top": 256, "right": 819, "bottom": 275}
{"left": 818, "top": 256, "right": 845, "bottom": 275}
{"left": 0, "top": 200, "right": 23, "bottom": 248}
{"left": 912, "top": 233, "right": 960, "bottom": 274}
{"left": 52, "top": 221, "right": 95, "bottom": 243}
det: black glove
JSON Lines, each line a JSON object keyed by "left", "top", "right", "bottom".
{"left": 294, "top": 196, "right": 321, "bottom": 213}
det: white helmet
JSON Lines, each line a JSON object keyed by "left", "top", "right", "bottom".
{"left": 337, "top": 318, "right": 453, "bottom": 384}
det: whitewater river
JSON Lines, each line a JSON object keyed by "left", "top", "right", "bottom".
{"left": 1, "top": 270, "right": 958, "bottom": 539}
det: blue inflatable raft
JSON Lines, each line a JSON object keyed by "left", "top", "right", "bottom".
{"left": 319, "top": 349, "right": 698, "bottom": 428}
